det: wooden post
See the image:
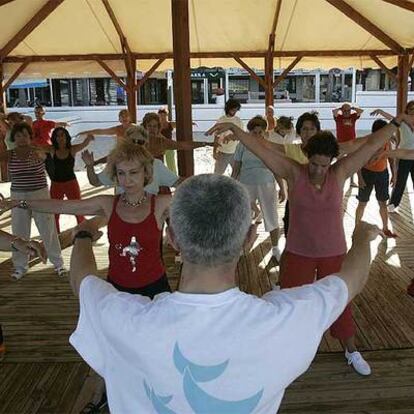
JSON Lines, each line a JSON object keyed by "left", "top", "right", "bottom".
{"left": 0, "top": 62, "right": 5, "bottom": 113}
{"left": 265, "top": 54, "right": 274, "bottom": 108}
{"left": 397, "top": 54, "right": 409, "bottom": 114}
{"left": 171, "top": 0, "right": 193, "bottom": 177}
{"left": 126, "top": 58, "right": 137, "bottom": 123}
{"left": 0, "top": 62, "right": 8, "bottom": 181}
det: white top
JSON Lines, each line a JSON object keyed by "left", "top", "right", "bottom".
{"left": 399, "top": 122, "right": 414, "bottom": 150}
{"left": 216, "top": 115, "right": 244, "bottom": 154}
{"left": 267, "top": 129, "right": 298, "bottom": 145}
{"left": 70, "top": 275, "right": 348, "bottom": 414}
{"left": 97, "top": 159, "right": 178, "bottom": 194}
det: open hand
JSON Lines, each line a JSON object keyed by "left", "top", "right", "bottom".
{"left": 353, "top": 221, "right": 383, "bottom": 243}
{"left": 81, "top": 150, "right": 95, "bottom": 167}
{"left": 14, "top": 238, "right": 47, "bottom": 263}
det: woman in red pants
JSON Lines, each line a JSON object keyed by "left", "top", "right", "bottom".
{"left": 207, "top": 112, "right": 414, "bottom": 376}
{"left": 49, "top": 127, "right": 93, "bottom": 232}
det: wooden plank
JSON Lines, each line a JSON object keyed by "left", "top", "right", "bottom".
{"left": 370, "top": 54, "right": 397, "bottom": 80}
{"left": 233, "top": 56, "right": 267, "bottom": 89}
{"left": 271, "top": 0, "right": 283, "bottom": 35}
{"left": 325, "top": 0, "right": 404, "bottom": 54}
{"left": 135, "top": 58, "right": 166, "bottom": 90}
{"left": 382, "top": 0, "right": 414, "bottom": 12}
{"left": 272, "top": 56, "right": 302, "bottom": 88}
{"left": 0, "top": 0, "right": 65, "bottom": 58}
{"left": 95, "top": 59, "right": 126, "bottom": 89}
{"left": 397, "top": 54, "right": 410, "bottom": 113}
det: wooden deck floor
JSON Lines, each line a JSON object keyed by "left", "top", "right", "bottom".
{"left": 1, "top": 179, "right": 414, "bottom": 413}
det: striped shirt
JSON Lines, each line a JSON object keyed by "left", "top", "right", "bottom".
{"left": 8, "top": 150, "right": 47, "bottom": 192}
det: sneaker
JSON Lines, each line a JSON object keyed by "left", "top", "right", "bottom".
{"left": 387, "top": 204, "right": 397, "bottom": 213}
{"left": 55, "top": 266, "right": 67, "bottom": 277}
{"left": 11, "top": 268, "right": 26, "bottom": 280}
{"left": 345, "top": 350, "right": 371, "bottom": 376}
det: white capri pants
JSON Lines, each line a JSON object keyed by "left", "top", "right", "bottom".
{"left": 11, "top": 187, "right": 64, "bottom": 272}
{"left": 244, "top": 182, "right": 279, "bottom": 232}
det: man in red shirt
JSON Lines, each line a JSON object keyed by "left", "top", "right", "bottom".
{"left": 32, "top": 105, "right": 69, "bottom": 147}
{"left": 333, "top": 103, "right": 364, "bottom": 186}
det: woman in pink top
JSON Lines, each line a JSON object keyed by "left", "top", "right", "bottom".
{"left": 207, "top": 112, "right": 414, "bottom": 376}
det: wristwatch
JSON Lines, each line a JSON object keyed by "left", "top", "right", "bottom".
{"left": 73, "top": 230, "right": 93, "bottom": 241}
{"left": 390, "top": 118, "right": 401, "bottom": 128}
{"left": 18, "top": 200, "right": 29, "bottom": 209}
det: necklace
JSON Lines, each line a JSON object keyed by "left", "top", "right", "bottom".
{"left": 121, "top": 193, "right": 147, "bottom": 207}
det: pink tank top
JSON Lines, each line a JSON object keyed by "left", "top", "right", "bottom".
{"left": 286, "top": 166, "right": 347, "bottom": 257}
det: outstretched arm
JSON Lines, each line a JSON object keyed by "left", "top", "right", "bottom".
{"left": 370, "top": 109, "right": 393, "bottom": 121}
{"left": 206, "top": 123, "right": 298, "bottom": 181}
{"left": 337, "top": 222, "right": 382, "bottom": 302}
{"left": 78, "top": 125, "right": 119, "bottom": 137}
{"left": 335, "top": 114, "right": 413, "bottom": 182}
{"left": 72, "top": 134, "right": 94, "bottom": 154}
{"left": 386, "top": 148, "right": 414, "bottom": 160}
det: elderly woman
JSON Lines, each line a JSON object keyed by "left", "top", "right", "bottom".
{"left": 3, "top": 141, "right": 171, "bottom": 296}
{"left": 207, "top": 112, "right": 414, "bottom": 377}
{"left": 0, "top": 123, "right": 65, "bottom": 279}
{"left": 232, "top": 116, "right": 285, "bottom": 261}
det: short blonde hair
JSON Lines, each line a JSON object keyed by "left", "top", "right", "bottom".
{"left": 106, "top": 141, "right": 154, "bottom": 186}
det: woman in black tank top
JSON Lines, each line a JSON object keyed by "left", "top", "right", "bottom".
{"left": 49, "top": 127, "right": 93, "bottom": 232}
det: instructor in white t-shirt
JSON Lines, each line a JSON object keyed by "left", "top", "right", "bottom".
{"left": 69, "top": 174, "right": 381, "bottom": 414}
{"left": 213, "top": 99, "right": 244, "bottom": 175}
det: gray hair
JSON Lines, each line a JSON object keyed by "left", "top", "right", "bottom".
{"left": 170, "top": 174, "right": 251, "bottom": 266}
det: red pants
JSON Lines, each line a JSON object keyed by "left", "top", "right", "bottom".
{"left": 50, "top": 179, "right": 85, "bottom": 233}
{"left": 280, "top": 251, "right": 355, "bottom": 341}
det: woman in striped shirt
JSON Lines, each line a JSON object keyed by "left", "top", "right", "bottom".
{"left": 0, "top": 123, "right": 65, "bottom": 280}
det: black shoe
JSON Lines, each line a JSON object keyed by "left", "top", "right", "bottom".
{"left": 80, "top": 392, "right": 108, "bottom": 413}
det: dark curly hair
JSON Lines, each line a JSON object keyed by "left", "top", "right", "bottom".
{"left": 277, "top": 116, "right": 294, "bottom": 130}
{"left": 51, "top": 127, "right": 72, "bottom": 149}
{"left": 247, "top": 115, "right": 267, "bottom": 132}
{"left": 10, "top": 122, "right": 33, "bottom": 142}
{"left": 296, "top": 112, "right": 321, "bottom": 135}
{"left": 303, "top": 131, "right": 339, "bottom": 159}
{"left": 142, "top": 112, "right": 161, "bottom": 129}
{"left": 224, "top": 99, "right": 241, "bottom": 115}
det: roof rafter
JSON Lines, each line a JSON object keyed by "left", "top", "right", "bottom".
{"left": 382, "top": 0, "right": 414, "bottom": 12}
{"left": 135, "top": 58, "right": 165, "bottom": 90}
{"left": 3, "top": 58, "right": 31, "bottom": 89}
{"left": 0, "top": 0, "right": 65, "bottom": 59}
{"left": 271, "top": 0, "right": 283, "bottom": 36}
{"left": 325, "top": 0, "right": 405, "bottom": 54}
{"left": 273, "top": 55, "right": 302, "bottom": 88}
{"left": 370, "top": 54, "right": 397, "bottom": 79}
{"left": 95, "top": 59, "right": 126, "bottom": 89}
{"left": 0, "top": 0, "right": 16, "bottom": 6}
{"left": 232, "top": 55, "right": 266, "bottom": 88}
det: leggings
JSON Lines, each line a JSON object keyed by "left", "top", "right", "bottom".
{"left": 280, "top": 251, "right": 355, "bottom": 341}
{"left": 50, "top": 179, "right": 85, "bottom": 233}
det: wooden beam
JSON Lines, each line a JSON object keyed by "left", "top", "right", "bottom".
{"left": 0, "top": 62, "right": 5, "bottom": 112}
{"left": 171, "top": 0, "right": 193, "bottom": 177}
{"left": 135, "top": 58, "right": 165, "bottom": 90}
{"left": 233, "top": 56, "right": 266, "bottom": 89}
{"left": 397, "top": 54, "right": 409, "bottom": 113}
{"left": 3, "top": 49, "right": 403, "bottom": 63}
{"left": 265, "top": 34, "right": 276, "bottom": 107}
{"left": 126, "top": 58, "right": 137, "bottom": 123}
{"left": 3, "top": 59, "right": 31, "bottom": 90}
{"left": 409, "top": 53, "right": 414, "bottom": 69}
{"left": 95, "top": 59, "right": 126, "bottom": 89}
{"left": 382, "top": 0, "right": 414, "bottom": 12}
{"left": 370, "top": 55, "right": 397, "bottom": 80}
{"left": 325, "top": 0, "right": 404, "bottom": 54}
{"left": 271, "top": 0, "right": 283, "bottom": 35}
{"left": 0, "top": 0, "right": 16, "bottom": 6}
{"left": 0, "top": 0, "right": 64, "bottom": 58}
{"left": 272, "top": 56, "right": 302, "bottom": 88}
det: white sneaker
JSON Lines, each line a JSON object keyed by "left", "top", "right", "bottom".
{"left": 345, "top": 350, "right": 371, "bottom": 376}
{"left": 11, "top": 269, "right": 26, "bottom": 280}
{"left": 387, "top": 204, "right": 397, "bottom": 213}
{"left": 55, "top": 266, "right": 67, "bottom": 277}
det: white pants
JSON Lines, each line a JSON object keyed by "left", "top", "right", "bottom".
{"left": 214, "top": 152, "right": 234, "bottom": 175}
{"left": 11, "top": 187, "right": 63, "bottom": 272}
{"left": 244, "top": 182, "right": 279, "bottom": 232}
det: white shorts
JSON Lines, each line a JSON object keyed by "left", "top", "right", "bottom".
{"left": 244, "top": 182, "right": 279, "bottom": 232}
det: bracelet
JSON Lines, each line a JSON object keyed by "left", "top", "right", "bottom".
{"left": 390, "top": 118, "right": 401, "bottom": 128}
{"left": 18, "top": 200, "right": 29, "bottom": 209}
{"left": 73, "top": 230, "right": 93, "bottom": 242}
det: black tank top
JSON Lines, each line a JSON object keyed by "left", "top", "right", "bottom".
{"left": 52, "top": 152, "right": 76, "bottom": 182}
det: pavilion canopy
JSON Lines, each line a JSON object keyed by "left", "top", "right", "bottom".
{"left": 1, "top": 0, "right": 413, "bottom": 79}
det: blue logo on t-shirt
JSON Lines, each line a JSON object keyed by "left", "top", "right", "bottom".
{"left": 144, "top": 343, "right": 263, "bottom": 413}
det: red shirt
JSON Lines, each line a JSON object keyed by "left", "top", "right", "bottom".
{"left": 32, "top": 119, "right": 56, "bottom": 146}
{"left": 107, "top": 195, "right": 165, "bottom": 288}
{"left": 335, "top": 113, "right": 359, "bottom": 143}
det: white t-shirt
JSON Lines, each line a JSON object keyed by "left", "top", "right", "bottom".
{"left": 399, "top": 123, "right": 414, "bottom": 150}
{"left": 267, "top": 129, "right": 298, "bottom": 145}
{"left": 216, "top": 115, "right": 244, "bottom": 154}
{"left": 97, "top": 159, "right": 178, "bottom": 195}
{"left": 70, "top": 275, "right": 348, "bottom": 414}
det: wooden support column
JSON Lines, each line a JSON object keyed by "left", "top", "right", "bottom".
{"left": 171, "top": 0, "right": 193, "bottom": 177}
{"left": 265, "top": 34, "right": 275, "bottom": 108}
{"left": 0, "top": 61, "right": 5, "bottom": 112}
{"left": 125, "top": 58, "right": 137, "bottom": 123}
{"left": 0, "top": 62, "right": 7, "bottom": 181}
{"left": 397, "top": 54, "right": 409, "bottom": 113}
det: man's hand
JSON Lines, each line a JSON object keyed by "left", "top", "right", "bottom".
{"left": 390, "top": 173, "right": 397, "bottom": 187}
{"left": 352, "top": 222, "right": 383, "bottom": 243}
{"left": 205, "top": 122, "right": 235, "bottom": 137}
{"left": 81, "top": 150, "right": 95, "bottom": 167}
{"left": 13, "top": 238, "right": 47, "bottom": 263}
